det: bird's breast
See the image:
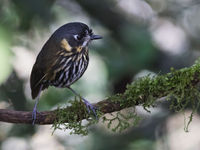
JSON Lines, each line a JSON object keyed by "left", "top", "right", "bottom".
{"left": 47, "top": 50, "right": 89, "bottom": 88}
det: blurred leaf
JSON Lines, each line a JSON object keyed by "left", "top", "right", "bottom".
{"left": 38, "top": 87, "right": 72, "bottom": 110}
{"left": 11, "top": 0, "right": 55, "bottom": 30}
{"left": 129, "top": 140, "right": 155, "bottom": 150}
{"left": 8, "top": 124, "right": 35, "bottom": 137}
{"left": 0, "top": 27, "right": 13, "bottom": 85}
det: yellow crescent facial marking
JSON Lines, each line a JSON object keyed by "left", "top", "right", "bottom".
{"left": 61, "top": 39, "right": 72, "bottom": 52}
{"left": 76, "top": 46, "right": 82, "bottom": 53}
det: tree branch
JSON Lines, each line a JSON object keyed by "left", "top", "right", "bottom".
{"left": 1, "top": 61, "right": 200, "bottom": 126}
{"left": 0, "top": 99, "right": 127, "bottom": 125}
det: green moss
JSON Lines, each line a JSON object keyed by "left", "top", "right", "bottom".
{"left": 53, "top": 60, "right": 200, "bottom": 135}
{"left": 102, "top": 109, "right": 141, "bottom": 132}
{"left": 52, "top": 97, "right": 99, "bottom": 135}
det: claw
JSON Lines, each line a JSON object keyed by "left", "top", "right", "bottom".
{"left": 32, "top": 107, "right": 37, "bottom": 125}
{"left": 67, "top": 87, "right": 98, "bottom": 119}
{"left": 82, "top": 98, "right": 97, "bottom": 119}
{"left": 32, "top": 99, "right": 39, "bottom": 125}
{"left": 32, "top": 109, "right": 42, "bottom": 125}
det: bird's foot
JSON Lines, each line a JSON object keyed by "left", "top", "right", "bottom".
{"left": 82, "top": 98, "right": 97, "bottom": 119}
{"left": 32, "top": 107, "right": 39, "bottom": 125}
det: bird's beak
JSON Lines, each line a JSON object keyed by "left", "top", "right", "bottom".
{"left": 90, "top": 34, "right": 102, "bottom": 40}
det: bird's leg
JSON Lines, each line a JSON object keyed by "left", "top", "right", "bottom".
{"left": 32, "top": 98, "right": 39, "bottom": 125}
{"left": 32, "top": 85, "right": 43, "bottom": 125}
{"left": 68, "top": 87, "right": 97, "bottom": 118}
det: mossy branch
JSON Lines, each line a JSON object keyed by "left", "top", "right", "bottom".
{"left": 0, "top": 98, "right": 122, "bottom": 125}
{"left": 1, "top": 60, "right": 200, "bottom": 134}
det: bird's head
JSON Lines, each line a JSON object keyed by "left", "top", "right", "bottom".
{"left": 53, "top": 22, "right": 102, "bottom": 53}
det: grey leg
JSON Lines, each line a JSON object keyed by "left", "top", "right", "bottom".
{"left": 68, "top": 87, "right": 97, "bottom": 118}
{"left": 32, "top": 85, "right": 43, "bottom": 125}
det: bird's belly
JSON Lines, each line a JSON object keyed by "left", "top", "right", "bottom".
{"left": 50, "top": 54, "right": 89, "bottom": 88}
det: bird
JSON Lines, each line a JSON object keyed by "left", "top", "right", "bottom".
{"left": 30, "top": 22, "right": 102, "bottom": 124}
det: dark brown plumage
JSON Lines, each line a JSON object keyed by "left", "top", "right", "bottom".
{"left": 30, "top": 22, "right": 102, "bottom": 124}
{"left": 30, "top": 22, "right": 101, "bottom": 99}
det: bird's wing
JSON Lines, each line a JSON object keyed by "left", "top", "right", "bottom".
{"left": 30, "top": 62, "right": 46, "bottom": 99}
{"left": 30, "top": 36, "right": 71, "bottom": 98}
{"left": 30, "top": 36, "right": 58, "bottom": 99}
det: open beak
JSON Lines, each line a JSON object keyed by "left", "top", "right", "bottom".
{"left": 90, "top": 34, "right": 102, "bottom": 40}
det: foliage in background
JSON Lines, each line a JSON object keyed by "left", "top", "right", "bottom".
{"left": 1, "top": 0, "right": 200, "bottom": 150}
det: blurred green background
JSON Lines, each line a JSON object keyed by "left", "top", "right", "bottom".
{"left": 1, "top": 0, "right": 200, "bottom": 150}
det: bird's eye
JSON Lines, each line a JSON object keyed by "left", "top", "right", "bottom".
{"left": 89, "top": 29, "right": 93, "bottom": 34}
{"left": 74, "top": 34, "right": 82, "bottom": 41}
{"left": 85, "top": 30, "right": 88, "bottom": 35}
